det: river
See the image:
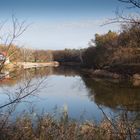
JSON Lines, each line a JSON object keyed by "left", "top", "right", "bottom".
{"left": 0, "top": 66, "right": 140, "bottom": 122}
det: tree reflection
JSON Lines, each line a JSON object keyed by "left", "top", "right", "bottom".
{"left": 82, "top": 77, "right": 140, "bottom": 111}
{"left": 0, "top": 66, "right": 80, "bottom": 87}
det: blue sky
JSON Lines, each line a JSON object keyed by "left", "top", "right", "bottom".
{"left": 0, "top": 0, "right": 130, "bottom": 49}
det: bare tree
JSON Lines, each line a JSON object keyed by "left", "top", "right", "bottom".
{"left": 118, "top": 0, "right": 140, "bottom": 8}
{"left": 20, "top": 47, "right": 34, "bottom": 62}
{"left": 0, "top": 15, "right": 29, "bottom": 72}
{"left": 103, "top": 0, "right": 140, "bottom": 25}
{"left": 0, "top": 16, "right": 49, "bottom": 135}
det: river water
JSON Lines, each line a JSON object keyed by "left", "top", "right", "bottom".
{"left": 0, "top": 66, "right": 140, "bottom": 122}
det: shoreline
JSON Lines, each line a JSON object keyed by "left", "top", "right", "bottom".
{"left": 2, "top": 62, "right": 140, "bottom": 86}
{"left": 4, "top": 61, "right": 59, "bottom": 70}
{"left": 17, "top": 61, "right": 59, "bottom": 69}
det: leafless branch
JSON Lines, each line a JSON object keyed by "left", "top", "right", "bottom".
{"left": 102, "top": 8, "right": 140, "bottom": 26}
{"left": 0, "top": 15, "right": 30, "bottom": 72}
{"left": 102, "top": 0, "right": 140, "bottom": 26}
{"left": 118, "top": 0, "right": 140, "bottom": 8}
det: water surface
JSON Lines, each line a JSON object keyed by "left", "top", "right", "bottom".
{"left": 0, "top": 67, "right": 140, "bottom": 122}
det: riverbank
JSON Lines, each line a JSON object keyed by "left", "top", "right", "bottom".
{"left": 3, "top": 61, "right": 140, "bottom": 87}
{"left": 3, "top": 61, "right": 59, "bottom": 70}
{"left": 80, "top": 67, "right": 140, "bottom": 86}
{"left": 59, "top": 62, "right": 140, "bottom": 78}
{"left": 17, "top": 61, "right": 59, "bottom": 69}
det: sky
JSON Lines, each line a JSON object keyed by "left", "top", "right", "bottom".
{"left": 0, "top": 0, "right": 132, "bottom": 50}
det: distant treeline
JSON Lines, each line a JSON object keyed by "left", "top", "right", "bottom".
{"left": 0, "top": 45, "right": 54, "bottom": 63}
{"left": 1, "top": 22, "right": 140, "bottom": 70}
{"left": 0, "top": 45, "right": 84, "bottom": 63}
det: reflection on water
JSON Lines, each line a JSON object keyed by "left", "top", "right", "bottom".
{"left": 0, "top": 67, "right": 79, "bottom": 87}
{"left": 0, "top": 66, "right": 140, "bottom": 121}
{"left": 83, "top": 77, "right": 140, "bottom": 111}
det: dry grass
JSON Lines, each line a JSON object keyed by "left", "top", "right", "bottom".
{"left": 0, "top": 113, "right": 139, "bottom": 140}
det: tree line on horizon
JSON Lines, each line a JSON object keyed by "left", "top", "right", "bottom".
{"left": 1, "top": 21, "right": 139, "bottom": 71}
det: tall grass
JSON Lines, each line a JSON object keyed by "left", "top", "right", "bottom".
{"left": 0, "top": 111, "right": 139, "bottom": 140}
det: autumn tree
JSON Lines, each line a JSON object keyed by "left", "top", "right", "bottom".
{"left": 118, "top": 23, "right": 140, "bottom": 47}
{"left": 94, "top": 31, "right": 118, "bottom": 48}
